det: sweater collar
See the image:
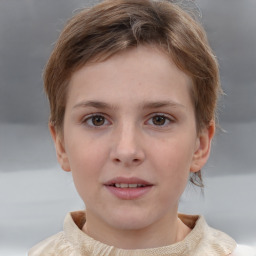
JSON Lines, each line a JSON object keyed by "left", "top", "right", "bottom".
{"left": 63, "top": 211, "right": 236, "bottom": 256}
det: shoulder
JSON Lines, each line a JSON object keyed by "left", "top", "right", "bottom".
{"left": 178, "top": 214, "right": 237, "bottom": 255}
{"left": 28, "top": 232, "right": 76, "bottom": 256}
{"left": 231, "top": 244, "right": 256, "bottom": 256}
{"left": 28, "top": 211, "right": 86, "bottom": 256}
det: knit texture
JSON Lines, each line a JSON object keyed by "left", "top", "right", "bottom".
{"left": 29, "top": 211, "right": 236, "bottom": 256}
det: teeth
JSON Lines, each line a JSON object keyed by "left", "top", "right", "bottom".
{"left": 114, "top": 184, "right": 146, "bottom": 188}
{"left": 128, "top": 184, "right": 138, "bottom": 188}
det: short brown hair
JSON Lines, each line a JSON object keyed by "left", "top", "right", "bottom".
{"left": 44, "top": 0, "right": 221, "bottom": 187}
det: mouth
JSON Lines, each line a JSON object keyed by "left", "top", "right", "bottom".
{"left": 104, "top": 177, "right": 153, "bottom": 200}
{"left": 104, "top": 177, "right": 153, "bottom": 187}
{"left": 108, "top": 183, "right": 149, "bottom": 188}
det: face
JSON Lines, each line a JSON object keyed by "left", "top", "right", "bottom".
{"left": 52, "top": 46, "right": 213, "bottom": 235}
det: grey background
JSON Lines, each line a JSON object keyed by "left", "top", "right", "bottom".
{"left": 0, "top": 0, "right": 255, "bottom": 255}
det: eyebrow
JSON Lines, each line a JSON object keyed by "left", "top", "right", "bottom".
{"left": 141, "top": 101, "right": 185, "bottom": 109}
{"left": 73, "top": 101, "right": 114, "bottom": 110}
{"left": 72, "top": 100, "right": 185, "bottom": 110}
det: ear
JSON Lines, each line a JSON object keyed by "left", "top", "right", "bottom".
{"left": 190, "top": 121, "right": 215, "bottom": 173}
{"left": 49, "top": 123, "right": 71, "bottom": 172}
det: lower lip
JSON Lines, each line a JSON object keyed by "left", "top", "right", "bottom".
{"left": 105, "top": 185, "right": 153, "bottom": 200}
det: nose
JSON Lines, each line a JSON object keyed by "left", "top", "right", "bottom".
{"left": 110, "top": 124, "right": 145, "bottom": 167}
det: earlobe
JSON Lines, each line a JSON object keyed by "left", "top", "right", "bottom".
{"left": 190, "top": 121, "right": 215, "bottom": 173}
{"left": 49, "top": 124, "right": 71, "bottom": 172}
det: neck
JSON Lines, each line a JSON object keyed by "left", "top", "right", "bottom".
{"left": 82, "top": 211, "right": 191, "bottom": 249}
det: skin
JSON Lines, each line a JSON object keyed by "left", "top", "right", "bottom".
{"left": 50, "top": 45, "right": 215, "bottom": 249}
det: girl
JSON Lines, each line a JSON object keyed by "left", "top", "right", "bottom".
{"left": 29, "top": 0, "right": 253, "bottom": 255}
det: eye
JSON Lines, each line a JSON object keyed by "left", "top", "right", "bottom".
{"left": 83, "top": 114, "right": 110, "bottom": 127}
{"left": 147, "top": 114, "right": 173, "bottom": 127}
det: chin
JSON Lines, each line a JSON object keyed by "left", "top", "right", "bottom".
{"left": 106, "top": 209, "right": 157, "bottom": 231}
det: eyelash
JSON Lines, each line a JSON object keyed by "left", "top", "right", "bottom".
{"left": 146, "top": 113, "right": 174, "bottom": 127}
{"left": 81, "top": 113, "right": 174, "bottom": 128}
{"left": 82, "top": 113, "right": 111, "bottom": 128}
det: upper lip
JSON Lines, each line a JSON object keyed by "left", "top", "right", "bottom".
{"left": 104, "top": 177, "right": 153, "bottom": 186}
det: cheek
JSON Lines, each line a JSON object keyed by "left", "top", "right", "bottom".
{"left": 151, "top": 136, "right": 195, "bottom": 186}
{"left": 65, "top": 136, "right": 109, "bottom": 192}
{"left": 66, "top": 129, "right": 108, "bottom": 168}
{"left": 154, "top": 137, "right": 195, "bottom": 168}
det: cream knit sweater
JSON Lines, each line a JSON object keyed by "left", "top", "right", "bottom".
{"left": 29, "top": 211, "right": 238, "bottom": 256}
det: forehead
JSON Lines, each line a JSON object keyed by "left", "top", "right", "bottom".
{"left": 66, "top": 45, "right": 193, "bottom": 109}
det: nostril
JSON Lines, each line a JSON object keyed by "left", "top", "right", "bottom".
{"left": 113, "top": 158, "right": 141, "bottom": 164}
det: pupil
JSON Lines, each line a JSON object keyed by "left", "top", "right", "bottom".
{"left": 153, "top": 116, "right": 165, "bottom": 125}
{"left": 92, "top": 116, "right": 104, "bottom": 126}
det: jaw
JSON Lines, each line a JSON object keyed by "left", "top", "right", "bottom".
{"left": 83, "top": 203, "right": 181, "bottom": 249}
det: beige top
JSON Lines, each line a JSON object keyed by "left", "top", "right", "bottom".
{"left": 29, "top": 211, "right": 237, "bottom": 256}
